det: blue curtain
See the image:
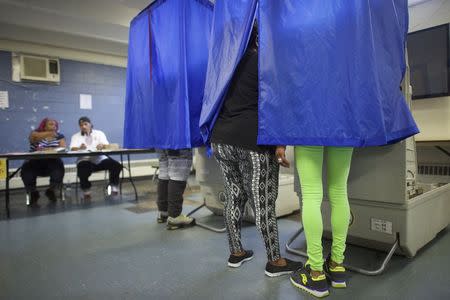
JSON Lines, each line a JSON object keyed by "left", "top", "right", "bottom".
{"left": 124, "top": 0, "right": 213, "bottom": 149}
{"left": 200, "top": 0, "right": 418, "bottom": 147}
{"left": 199, "top": 0, "right": 258, "bottom": 142}
{"left": 258, "top": 0, "right": 418, "bottom": 147}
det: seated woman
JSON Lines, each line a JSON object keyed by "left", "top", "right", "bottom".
{"left": 21, "top": 118, "right": 66, "bottom": 206}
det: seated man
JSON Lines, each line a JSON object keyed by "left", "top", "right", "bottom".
{"left": 21, "top": 118, "right": 66, "bottom": 206}
{"left": 69, "top": 116, "right": 122, "bottom": 200}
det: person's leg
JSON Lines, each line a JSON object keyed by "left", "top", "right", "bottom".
{"left": 44, "top": 159, "right": 65, "bottom": 201}
{"left": 156, "top": 150, "right": 169, "bottom": 222}
{"left": 214, "top": 144, "right": 248, "bottom": 257}
{"left": 295, "top": 146, "right": 325, "bottom": 272}
{"left": 47, "top": 159, "right": 65, "bottom": 190}
{"left": 326, "top": 147, "right": 353, "bottom": 265}
{"left": 167, "top": 179, "right": 187, "bottom": 216}
{"left": 77, "top": 161, "right": 94, "bottom": 195}
{"left": 96, "top": 158, "right": 123, "bottom": 193}
{"left": 108, "top": 159, "right": 123, "bottom": 190}
{"left": 20, "top": 160, "right": 38, "bottom": 194}
{"left": 167, "top": 149, "right": 192, "bottom": 218}
{"left": 242, "top": 149, "right": 281, "bottom": 262}
{"left": 20, "top": 160, "right": 40, "bottom": 204}
{"left": 290, "top": 146, "right": 330, "bottom": 297}
{"left": 243, "top": 149, "right": 302, "bottom": 276}
{"left": 165, "top": 149, "right": 194, "bottom": 229}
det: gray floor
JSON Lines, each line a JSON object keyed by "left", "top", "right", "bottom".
{"left": 1, "top": 178, "right": 449, "bottom": 300}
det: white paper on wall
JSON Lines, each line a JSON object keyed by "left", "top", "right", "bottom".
{"left": 80, "top": 94, "right": 92, "bottom": 110}
{"left": 0, "top": 91, "right": 9, "bottom": 109}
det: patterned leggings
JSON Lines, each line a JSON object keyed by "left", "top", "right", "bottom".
{"left": 213, "top": 143, "right": 281, "bottom": 261}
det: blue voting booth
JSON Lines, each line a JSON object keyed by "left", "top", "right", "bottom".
{"left": 124, "top": 0, "right": 213, "bottom": 149}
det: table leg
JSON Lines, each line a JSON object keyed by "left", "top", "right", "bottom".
{"left": 120, "top": 154, "right": 124, "bottom": 195}
{"left": 5, "top": 159, "right": 10, "bottom": 219}
{"left": 127, "top": 154, "right": 138, "bottom": 201}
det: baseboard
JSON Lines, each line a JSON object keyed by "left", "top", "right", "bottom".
{"left": 0, "top": 158, "right": 159, "bottom": 190}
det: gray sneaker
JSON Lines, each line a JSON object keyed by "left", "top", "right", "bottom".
{"left": 167, "top": 214, "right": 195, "bottom": 230}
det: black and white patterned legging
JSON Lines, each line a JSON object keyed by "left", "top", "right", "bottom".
{"left": 213, "top": 143, "right": 281, "bottom": 262}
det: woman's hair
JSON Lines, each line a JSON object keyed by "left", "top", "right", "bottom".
{"left": 248, "top": 23, "right": 258, "bottom": 50}
{"left": 36, "top": 118, "right": 59, "bottom": 132}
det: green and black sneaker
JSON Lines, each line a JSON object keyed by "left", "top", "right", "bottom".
{"left": 324, "top": 255, "right": 347, "bottom": 288}
{"left": 290, "top": 264, "right": 330, "bottom": 298}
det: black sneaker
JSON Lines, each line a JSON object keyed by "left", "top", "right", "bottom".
{"left": 324, "top": 255, "right": 347, "bottom": 288}
{"left": 265, "top": 258, "right": 303, "bottom": 277}
{"left": 290, "top": 264, "right": 330, "bottom": 298}
{"left": 227, "top": 250, "right": 254, "bottom": 268}
{"left": 82, "top": 191, "right": 92, "bottom": 202}
{"left": 28, "top": 191, "right": 40, "bottom": 207}
{"left": 45, "top": 188, "right": 57, "bottom": 202}
{"left": 157, "top": 211, "right": 168, "bottom": 223}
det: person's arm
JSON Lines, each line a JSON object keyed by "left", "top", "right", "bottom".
{"left": 59, "top": 138, "right": 66, "bottom": 148}
{"left": 69, "top": 134, "right": 76, "bottom": 150}
{"left": 96, "top": 131, "right": 109, "bottom": 150}
{"left": 42, "top": 136, "right": 66, "bottom": 151}
{"left": 29, "top": 131, "right": 56, "bottom": 143}
{"left": 70, "top": 134, "right": 86, "bottom": 151}
{"left": 71, "top": 144, "right": 86, "bottom": 151}
{"left": 71, "top": 145, "right": 86, "bottom": 151}
{"left": 275, "top": 146, "right": 290, "bottom": 168}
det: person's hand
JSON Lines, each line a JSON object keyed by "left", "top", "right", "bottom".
{"left": 275, "top": 146, "right": 290, "bottom": 168}
{"left": 45, "top": 131, "right": 57, "bottom": 140}
{"left": 80, "top": 144, "right": 87, "bottom": 150}
{"left": 96, "top": 144, "right": 104, "bottom": 150}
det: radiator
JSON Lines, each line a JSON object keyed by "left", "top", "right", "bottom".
{"left": 417, "top": 163, "right": 450, "bottom": 184}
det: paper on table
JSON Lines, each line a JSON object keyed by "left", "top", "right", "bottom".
{"left": 35, "top": 148, "right": 67, "bottom": 153}
{"left": 67, "top": 150, "right": 90, "bottom": 153}
{"left": 5, "top": 152, "right": 30, "bottom": 155}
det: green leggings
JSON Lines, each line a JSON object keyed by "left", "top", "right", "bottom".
{"left": 295, "top": 146, "right": 353, "bottom": 271}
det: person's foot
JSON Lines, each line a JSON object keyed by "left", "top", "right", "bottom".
{"left": 28, "top": 190, "right": 40, "bottom": 207}
{"left": 265, "top": 258, "right": 303, "bottom": 277}
{"left": 83, "top": 190, "right": 92, "bottom": 201}
{"left": 166, "top": 214, "right": 195, "bottom": 230}
{"left": 45, "top": 188, "right": 57, "bottom": 202}
{"left": 110, "top": 185, "right": 119, "bottom": 196}
{"left": 290, "top": 264, "right": 330, "bottom": 298}
{"left": 324, "top": 255, "right": 347, "bottom": 288}
{"left": 157, "top": 211, "right": 168, "bottom": 223}
{"left": 228, "top": 250, "right": 254, "bottom": 268}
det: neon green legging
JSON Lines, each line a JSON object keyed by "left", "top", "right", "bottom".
{"left": 295, "top": 146, "right": 353, "bottom": 271}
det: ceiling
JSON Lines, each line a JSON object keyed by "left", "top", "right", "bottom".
{"left": 0, "top": 0, "right": 448, "bottom": 59}
{"left": 0, "top": 0, "right": 155, "bottom": 57}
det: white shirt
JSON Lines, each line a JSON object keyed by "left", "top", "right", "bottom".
{"left": 70, "top": 129, "right": 109, "bottom": 164}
